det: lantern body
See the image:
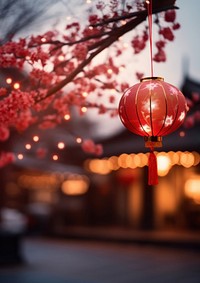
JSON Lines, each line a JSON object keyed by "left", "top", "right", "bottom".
{"left": 119, "top": 77, "right": 187, "bottom": 147}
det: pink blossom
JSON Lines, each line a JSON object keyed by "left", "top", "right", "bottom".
{"left": 153, "top": 49, "right": 166, "bottom": 62}
{"left": 173, "top": 23, "right": 181, "bottom": 30}
{"left": 0, "top": 151, "right": 15, "bottom": 168}
{"left": 88, "top": 14, "right": 99, "bottom": 25}
{"left": 184, "top": 116, "right": 195, "bottom": 128}
{"left": 164, "top": 10, "right": 176, "bottom": 23}
{"left": 109, "top": 95, "right": 115, "bottom": 103}
{"left": 131, "top": 36, "right": 146, "bottom": 54}
{"left": 192, "top": 92, "right": 200, "bottom": 102}
{"left": 155, "top": 40, "right": 166, "bottom": 50}
{"left": 135, "top": 72, "right": 144, "bottom": 80}
{"left": 0, "top": 125, "right": 10, "bottom": 141}
{"left": 194, "top": 111, "right": 200, "bottom": 122}
{"left": 73, "top": 44, "right": 88, "bottom": 61}
{"left": 0, "top": 88, "right": 7, "bottom": 96}
{"left": 81, "top": 139, "right": 103, "bottom": 156}
{"left": 159, "top": 27, "right": 174, "bottom": 41}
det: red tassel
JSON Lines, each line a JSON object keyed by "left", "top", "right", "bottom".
{"left": 148, "top": 150, "right": 158, "bottom": 185}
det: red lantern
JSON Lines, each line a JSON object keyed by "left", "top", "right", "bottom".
{"left": 118, "top": 77, "right": 188, "bottom": 185}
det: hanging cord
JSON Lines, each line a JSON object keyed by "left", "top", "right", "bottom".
{"left": 146, "top": 0, "right": 158, "bottom": 185}
{"left": 146, "top": 0, "right": 154, "bottom": 77}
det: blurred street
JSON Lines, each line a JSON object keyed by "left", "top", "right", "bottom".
{"left": 0, "top": 236, "right": 200, "bottom": 283}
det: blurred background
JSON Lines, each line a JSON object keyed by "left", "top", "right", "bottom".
{"left": 0, "top": 0, "right": 200, "bottom": 282}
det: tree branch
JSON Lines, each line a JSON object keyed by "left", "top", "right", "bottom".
{"left": 38, "top": 1, "right": 178, "bottom": 101}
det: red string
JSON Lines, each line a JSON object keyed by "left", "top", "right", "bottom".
{"left": 147, "top": 0, "right": 154, "bottom": 77}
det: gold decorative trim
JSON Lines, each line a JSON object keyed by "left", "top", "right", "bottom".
{"left": 140, "top": 77, "right": 164, "bottom": 82}
{"left": 144, "top": 136, "right": 163, "bottom": 148}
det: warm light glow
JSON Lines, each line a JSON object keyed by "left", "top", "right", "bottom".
{"left": 88, "top": 159, "right": 111, "bottom": 175}
{"left": 82, "top": 92, "right": 88, "bottom": 97}
{"left": 41, "top": 37, "right": 47, "bottom": 42}
{"left": 120, "top": 20, "right": 126, "bottom": 25}
{"left": 76, "top": 137, "right": 82, "bottom": 143}
{"left": 6, "top": 77, "right": 12, "bottom": 84}
{"left": 179, "top": 131, "right": 185, "bottom": 137}
{"left": 61, "top": 175, "right": 89, "bottom": 195}
{"left": 25, "top": 143, "right": 31, "bottom": 150}
{"left": 13, "top": 82, "right": 20, "bottom": 89}
{"left": 57, "top": 142, "right": 65, "bottom": 149}
{"left": 33, "top": 135, "right": 39, "bottom": 142}
{"left": 185, "top": 178, "right": 200, "bottom": 204}
{"left": 180, "top": 152, "right": 194, "bottom": 168}
{"left": 118, "top": 153, "right": 129, "bottom": 168}
{"left": 157, "top": 154, "right": 171, "bottom": 176}
{"left": 108, "top": 156, "right": 119, "bottom": 171}
{"left": 17, "top": 154, "right": 24, "bottom": 160}
{"left": 85, "top": 151, "right": 200, "bottom": 175}
{"left": 18, "top": 174, "right": 59, "bottom": 190}
{"left": 52, "top": 154, "right": 58, "bottom": 161}
{"left": 58, "top": 55, "right": 65, "bottom": 61}
{"left": 123, "top": 42, "right": 129, "bottom": 48}
{"left": 81, "top": 106, "right": 87, "bottom": 113}
{"left": 64, "top": 114, "right": 70, "bottom": 120}
{"left": 107, "top": 69, "right": 113, "bottom": 74}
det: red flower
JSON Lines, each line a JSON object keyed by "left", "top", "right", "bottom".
{"left": 81, "top": 139, "right": 103, "bottom": 156}
{"left": 136, "top": 72, "right": 144, "bottom": 80}
{"left": 159, "top": 27, "right": 174, "bottom": 41}
{"left": 153, "top": 49, "right": 166, "bottom": 62}
{"left": 0, "top": 151, "right": 15, "bottom": 168}
{"left": 0, "top": 126, "right": 10, "bottom": 141}
{"left": 173, "top": 23, "right": 181, "bottom": 30}
{"left": 164, "top": 10, "right": 176, "bottom": 23}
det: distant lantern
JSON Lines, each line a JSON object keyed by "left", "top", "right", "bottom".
{"left": 118, "top": 77, "right": 188, "bottom": 185}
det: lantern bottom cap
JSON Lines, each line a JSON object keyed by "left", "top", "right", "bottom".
{"left": 144, "top": 136, "right": 162, "bottom": 148}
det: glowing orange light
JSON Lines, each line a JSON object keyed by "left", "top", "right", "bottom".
{"left": 58, "top": 142, "right": 65, "bottom": 149}
{"left": 81, "top": 107, "right": 87, "bottom": 113}
{"left": 13, "top": 82, "right": 20, "bottom": 89}
{"left": 82, "top": 92, "right": 88, "bottom": 97}
{"left": 123, "top": 43, "right": 129, "bottom": 48}
{"left": 17, "top": 154, "right": 24, "bottom": 160}
{"left": 41, "top": 37, "right": 46, "bottom": 42}
{"left": 76, "top": 137, "right": 82, "bottom": 143}
{"left": 64, "top": 114, "right": 70, "bottom": 120}
{"left": 107, "top": 69, "right": 113, "bottom": 74}
{"left": 6, "top": 78, "right": 12, "bottom": 84}
{"left": 58, "top": 55, "right": 65, "bottom": 61}
{"left": 33, "top": 135, "right": 39, "bottom": 142}
{"left": 53, "top": 154, "right": 58, "bottom": 161}
{"left": 25, "top": 144, "right": 31, "bottom": 150}
{"left": 179, "top": 131, "right": 185, "bottom": 137}
{"left": 120, "top": 20, "right": 126, "bottom": 25}
{"left": 61, "top": 175, "right": 89, "bottom": 196}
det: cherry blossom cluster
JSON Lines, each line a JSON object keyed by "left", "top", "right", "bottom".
{"left": 0, "top": 0, "right": 184, "bottom": 165}
{"left": 153, "top": 9, "right": 180, "bottom": 62}
{"left": 0, "top": 151, "right": 15, "bottom": 168}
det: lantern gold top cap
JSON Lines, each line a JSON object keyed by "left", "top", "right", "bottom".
{"left": 140, "top": 76, "right": 164, "bottom": 82}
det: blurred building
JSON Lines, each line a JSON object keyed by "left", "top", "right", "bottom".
{"left": 0, "top": 74, "right": 200, "bottom": 236}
